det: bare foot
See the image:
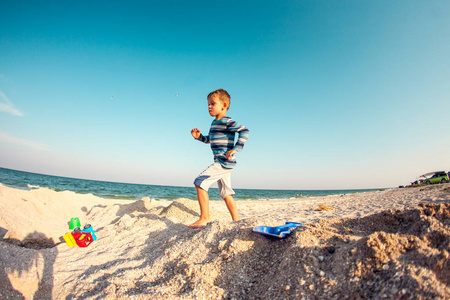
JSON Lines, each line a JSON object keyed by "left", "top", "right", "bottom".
{"left": 187, "top": 224, "right": 206, "bottom": 228}
{"left": 187, "top": 219, "right": 209, "bottom": 228}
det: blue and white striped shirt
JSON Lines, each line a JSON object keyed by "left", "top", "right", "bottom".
{"left": 197, "top": 116, "right": 249, "bottom": 168}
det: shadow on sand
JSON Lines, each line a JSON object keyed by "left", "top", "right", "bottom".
{"left": 0, "top": 230, "right": 58, "bottom": 299}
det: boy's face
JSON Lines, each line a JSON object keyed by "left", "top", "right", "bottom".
{"left": 207, "top": 96, "right": 226, "bottom": 119}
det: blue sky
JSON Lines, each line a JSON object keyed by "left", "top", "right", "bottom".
{"left": 1, "top": 0, "right": 449, "bottom": 190}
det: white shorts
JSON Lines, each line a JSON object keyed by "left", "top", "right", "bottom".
{"left": 194, "top": 162, "right": 235, "bottom": 199}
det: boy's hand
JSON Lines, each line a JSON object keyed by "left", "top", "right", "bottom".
{"left": 191, "top": 128, "right": 201, "bottom": 139}
{"left": 225, "top": 149, "right": 238, "bottom": 160}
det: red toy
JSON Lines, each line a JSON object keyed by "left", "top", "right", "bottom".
{"left": 71, "top": 232, "right": 93, "bottom": 247}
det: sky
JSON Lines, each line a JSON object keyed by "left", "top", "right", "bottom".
{"left": 1, "top": 0, "right": 449, "bottom": 190}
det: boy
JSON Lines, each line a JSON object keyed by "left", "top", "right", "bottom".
{"left": 189, "top": 89, "right": 249, "bottom": 228}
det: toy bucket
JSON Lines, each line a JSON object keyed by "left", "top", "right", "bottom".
{"left": 69, "top": 217, "right": 81, "bottom": 230}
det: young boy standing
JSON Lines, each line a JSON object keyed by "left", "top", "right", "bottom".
{"left": 189, "top": 89, "right": 249, "bottom": 228}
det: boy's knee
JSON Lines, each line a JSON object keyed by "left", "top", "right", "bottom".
{"left": 195, "top": 184, "right": 207, "bottom": 193}
{"left": 222, "top": 193, "right": 235, "bottom": 201}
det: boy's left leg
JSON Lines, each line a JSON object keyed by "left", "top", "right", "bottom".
{"left": 188, "top": 185, "right": 211, "bottom": 228}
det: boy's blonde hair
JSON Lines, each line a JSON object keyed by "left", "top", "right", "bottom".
{"left": 208, "top": 89, "right": 231, "bottom": 111}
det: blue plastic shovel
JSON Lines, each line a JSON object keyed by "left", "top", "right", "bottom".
{"left": 253, "top": 222, "right": 302, "bottom": 239}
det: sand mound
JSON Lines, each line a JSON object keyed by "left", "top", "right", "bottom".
{"left": 0, "top": 186, "right": 135, "bottom": 248}
{"left": 16, "top": 202, "right": 444, "bottom": 299}
{"left": 317, "top": 203, "right": 337, "bottom": 211}
{"left": 1, "top": 185, "right": 449, "bottom": 299}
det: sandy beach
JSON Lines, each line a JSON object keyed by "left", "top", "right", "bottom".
{"left": 1, "top": 184, "right": 449, "bottom": 299}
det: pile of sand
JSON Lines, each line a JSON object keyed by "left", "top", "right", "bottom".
{"left": 0, "top": 186, "right": 133, "bottom": 248}
{"left": 0, "top": 184, "right": 449, "bottom": 299}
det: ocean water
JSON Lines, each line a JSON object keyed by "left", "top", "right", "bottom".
{"left": 0, "top": 167, "right": 383, "bottom": 201}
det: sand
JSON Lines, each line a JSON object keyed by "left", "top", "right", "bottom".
{"left": 1, "top": 184, "right": 449, "bottom": 299}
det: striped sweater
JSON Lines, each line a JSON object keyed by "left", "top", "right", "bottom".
{"left": 196, "top": 116, "right": 249, "bottom": 168}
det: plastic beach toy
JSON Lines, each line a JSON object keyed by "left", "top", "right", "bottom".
{"left": 69, "top": 217, "right": 81, "bottom": 230}
{"left": 62, "top": 226, "right": 96, "bottom": 248}
{"left": 81, "top": 224, "right": 97, "bottom": 241}
{"left": 72, "top": 232, "right": 93, "bottom": 247}
{"left": 253, "top": 222, "right": 302, "bottom": 239}
{"left": 63, "top": 232, "right": 77, "bottom": 247}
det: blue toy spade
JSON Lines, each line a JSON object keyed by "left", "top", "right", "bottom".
{"left": 253, "top": 222, "right": 302, "bottom": 239}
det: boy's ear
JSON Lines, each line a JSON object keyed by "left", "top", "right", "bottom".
{"left": 222, "top": 102, "right": 228, "bottom": 110}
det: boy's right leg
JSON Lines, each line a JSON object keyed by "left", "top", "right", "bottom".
{"left": 223, "top": 195, "right": 240, "bottom": 221}
{"left": 218, "top": 173, "right": 239, "bottom": 221}
{"left": 188, "top": 185, "right": 211, "bottom": 228}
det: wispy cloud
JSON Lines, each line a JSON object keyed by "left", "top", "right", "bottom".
{"left": 0, "top": 91, "right": 24, "bottom": 116}
{"left": 0, "top": 131, "right": 49, "bottom": 151}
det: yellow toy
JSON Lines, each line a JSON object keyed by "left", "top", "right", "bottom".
{"left": 63, "top": 232, "right": 77, "bottom": 247}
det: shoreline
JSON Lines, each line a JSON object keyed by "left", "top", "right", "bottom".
{"left": 0, "top": 181, "right": 388, "bottom": 202}
{"left": 1, "top": 184, "right": 449, "bottom": 299}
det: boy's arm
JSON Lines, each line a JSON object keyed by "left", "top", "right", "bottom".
{"left": 227, "top": 119, "right": 249, "bottom": 151}
{"left": 191, "top": 128, "right": 210, "bottom": 144}
{"left": 198, "top": 134, "right": 210, "bottom": 144}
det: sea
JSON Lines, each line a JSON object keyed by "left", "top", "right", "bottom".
{"left": 0, "top": 167, "right": 383, "bottom": 201}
